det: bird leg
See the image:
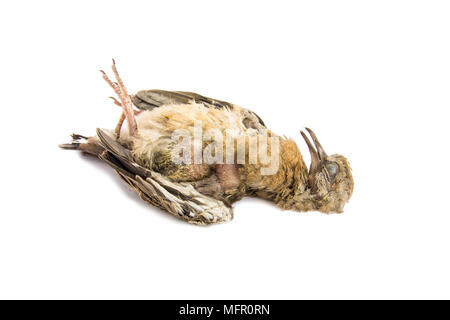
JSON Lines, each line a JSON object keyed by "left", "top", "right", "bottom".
{"left": 107, "top": 97, "right": 126, "bottom": 137}
{"left": 108, "top": 97, "right": 142, "bottom": 138}
{"left": 111, "top": 59, "right": 138, "bottom": 137}
{"left": 100, "top": 70, "right": 124, "bottom": 136}
{"left": 110, "top": 96, "right": 142, "bottom": 116}
{"left": 100, "top": 60, "right": 138, "bottom": 138}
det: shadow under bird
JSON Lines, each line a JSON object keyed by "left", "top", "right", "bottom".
{"left": 60, "top": 61, "right": 354, "bottom": 225}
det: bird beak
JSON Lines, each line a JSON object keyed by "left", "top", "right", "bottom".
{"left": 300, "top": 128, "right": 328, "bottom": 173}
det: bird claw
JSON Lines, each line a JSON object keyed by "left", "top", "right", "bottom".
{"left": 100, "top": 61, "right": 138, "bottom": 138}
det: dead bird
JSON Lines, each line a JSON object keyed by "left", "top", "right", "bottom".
{"left": 60, "top": 60, "right": 354, "bottom": 225}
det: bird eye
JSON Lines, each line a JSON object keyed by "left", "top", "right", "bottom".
{"left": 325, "top": 162, "right": 339, "bottom": 181}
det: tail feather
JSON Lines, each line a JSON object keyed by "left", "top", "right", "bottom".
{"left": 59, "top": 142, "right": 80, "bottom": 150}
{"left": 60, "top": 129, "right": 233, "bottom": 224}
{"left": 59, "top": 133, "right": 104, "bottom": 156}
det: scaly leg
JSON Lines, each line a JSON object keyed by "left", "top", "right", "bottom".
{"left": 111, "top": 59, "right": 138, "bottom": 137}
{"left": 107, "top": 97, "right": 126, "bottom": 137}
{"left": 109, "top": 97, "right": 142, "bottom": 138}
{"left": 100, "top": 60, "right": 138, "bottom": 137}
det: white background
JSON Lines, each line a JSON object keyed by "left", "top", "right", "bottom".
{"left": 1, "top": 0, "right": 449, "bottom": 299}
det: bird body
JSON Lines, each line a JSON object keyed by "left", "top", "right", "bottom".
{"left": 119, "top": 101, "right": 310, "bottom": 204}
{"left": 61, "top": 62, "right": 353, "bottom": 225}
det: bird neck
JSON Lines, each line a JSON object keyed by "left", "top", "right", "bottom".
{"left": 249, "top": 138, "right": 316, "bottom": 210}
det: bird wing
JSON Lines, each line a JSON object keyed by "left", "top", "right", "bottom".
{"left": 131, "top": 89, "right": 266, "bottom": 128}
{"left": 96, "top": 129, "right": 233, "bottom": 225}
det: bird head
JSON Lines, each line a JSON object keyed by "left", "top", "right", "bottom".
{"left": 300, "top": 128, "right": 354, "bottom": 213}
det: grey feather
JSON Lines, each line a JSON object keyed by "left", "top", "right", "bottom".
{"left": 132, "top": 89, "right": 265, "bottom": 127}
{"left": 93, "top": 129, "right": 233, "bottom": 225}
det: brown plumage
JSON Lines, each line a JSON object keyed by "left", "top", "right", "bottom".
{"left": 60, "top": 61, "right": 354, "bottom": 225}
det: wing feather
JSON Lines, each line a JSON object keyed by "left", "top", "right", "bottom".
{"left": 131, "top": 89, "right": 266, "bottom": 128}
{"left": 96, "top": 129, "right": 233, "bottom": 224}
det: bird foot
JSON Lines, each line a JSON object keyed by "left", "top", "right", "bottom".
{"left": 100, "top": 60, "right": 138, "bottom": 138}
